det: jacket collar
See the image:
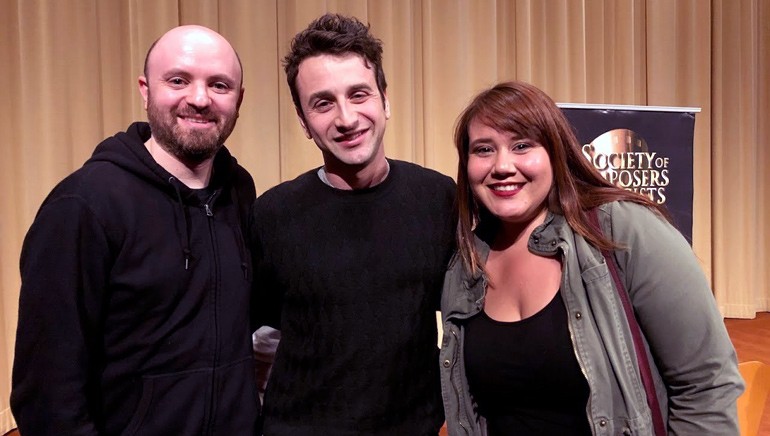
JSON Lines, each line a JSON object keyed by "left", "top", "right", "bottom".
{"left": 444, "top": 211, "right": 569, "bottom": 320}
{"left": 528, "top": 211, "right": 568, "bottom": 256}
{"left": 474, "top": 210, "right": 567, "bottom": 258}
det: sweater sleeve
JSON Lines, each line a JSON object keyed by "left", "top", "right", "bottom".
{"left": 605, "top": 201, "right": 744, "bottom": 435}
{"left": 11, "top": 195, "right": 112, "bottom": 436}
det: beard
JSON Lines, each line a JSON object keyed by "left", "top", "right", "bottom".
{"left": 146, "top": 95, "right": 238, "bottom": 164}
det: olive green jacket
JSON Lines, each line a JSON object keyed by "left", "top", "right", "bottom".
{"left": 440, "top": 201, "right": 743, "bottom": 436}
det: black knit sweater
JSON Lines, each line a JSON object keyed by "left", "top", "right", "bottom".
{"left": 251, "top": 160, "right": 455, "bottom": 435}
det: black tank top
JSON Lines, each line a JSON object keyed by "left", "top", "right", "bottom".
{"left": 464, "top": 291, "right": 592, "bottom": 435}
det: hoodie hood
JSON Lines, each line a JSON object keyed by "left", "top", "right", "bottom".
{"left": 84, "top": 122, "right": 245, "bottom": 270}
{"left": 86, "top": 122, "right": 239, "bottom": 200}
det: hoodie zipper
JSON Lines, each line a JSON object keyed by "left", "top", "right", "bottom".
{"left": 203, "top": 191, "right": 221, "bottom": 435}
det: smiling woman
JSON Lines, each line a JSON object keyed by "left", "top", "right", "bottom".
{"left": 440, "top": 81, "right": 744, "bottom": 436}
{"left": 466, "top": 120, "right": 553, "bottom": 233}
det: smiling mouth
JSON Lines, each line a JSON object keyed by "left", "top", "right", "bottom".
{"left": 490, "top": 183, "right": 523, "bottom": 192}
{"left": 182, "top": 118, "right": 211, "bottom": 124}
{"left": 178, "top": 114, "right": 215, "bottom": 125}
{"left": 335, "top": 130, "right": 366, "bottom": 143}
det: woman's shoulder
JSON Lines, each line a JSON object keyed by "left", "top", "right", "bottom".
{"left": 597, "top": 200, "right": 686, "bottom": 248}
{"left": 597, "top": 200, "right": 667, "bottom": 227}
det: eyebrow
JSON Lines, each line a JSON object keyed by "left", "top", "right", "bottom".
{"left": 468, "top": 137, "right": 494, "bottom": 148}
{"left": 306, "top": 83, "right": 375, "bottom": 104}
{"left": 306, "top": 90, "right": 334, "bottom": 104}
{"left": 162, "top": 69, "right": 238, "bottom": 84}
{"left": 468, "top": 131, "right": 528, "bottom": 147}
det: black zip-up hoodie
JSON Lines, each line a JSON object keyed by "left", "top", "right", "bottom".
{"left": 11, "top": 122, "right": 259, "bottom": 435}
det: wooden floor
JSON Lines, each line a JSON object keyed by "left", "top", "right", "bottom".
{"left": 725, "top": 311, "right": 770, "bottom": 435}
{"left": 4, "top": 314, "right": 769, "bottom": 436}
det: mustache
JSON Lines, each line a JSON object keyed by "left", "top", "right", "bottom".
{"left": 175, "top": 108, "right": 216, "bottom": 119}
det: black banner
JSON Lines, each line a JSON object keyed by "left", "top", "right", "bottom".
{"left": 560, "top": 105, "right": 696, "bottom": 242}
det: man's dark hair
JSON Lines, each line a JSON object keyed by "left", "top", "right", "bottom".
{"left": 283, "top": 13, "right": 388, "bottom": 116}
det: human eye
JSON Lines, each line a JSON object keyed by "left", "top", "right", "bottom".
{"left": 167, "top": 77, "right": 187, "bottom": 87}
{"left": 470, "top": 144, "right": 494, "bottom": 156}
{"left": 512, "top": 141, "right": 533, "bottom": 152}
{"left": 211, "top": 81, "right": 231, "bottom": 93}
{"left": 312, "top": 99, "right": 333, "bottom": 113}
{"left": 350, "top": 90, "right": 371, "bottom": 103}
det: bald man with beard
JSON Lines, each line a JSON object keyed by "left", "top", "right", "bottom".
{"left": 11, "top": 25, "right": 258, "bottom": 435}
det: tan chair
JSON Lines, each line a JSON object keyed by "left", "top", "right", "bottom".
{"left": 737, "top": 361, "right": 770, "bottom": 436}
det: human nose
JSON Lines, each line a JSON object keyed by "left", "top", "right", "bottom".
{"left": 492, "top": 149, "right": 516, "bottom": 175}
{"left": 187, "top": 82, "right": 211, "bottom": 109}
{"left": 334, "top": 102, "right": 358, "bottom": 131}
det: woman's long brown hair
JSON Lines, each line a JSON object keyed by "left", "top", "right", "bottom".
{"left": 454, "top": 81, "right": 670, "bottom": 274}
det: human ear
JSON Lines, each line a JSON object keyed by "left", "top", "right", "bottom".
{"left": 138, "top": 76, "right": 149, "bottom": 110}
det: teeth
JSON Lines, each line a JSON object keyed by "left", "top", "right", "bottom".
{"left": 492, "top": 184, "right": 521, "bottom": 191}
{"left": 180, "top": 116, "right": 210, "bottom": 124}
{"left": 338, "top": 131, "right": 363, "bottom": 141}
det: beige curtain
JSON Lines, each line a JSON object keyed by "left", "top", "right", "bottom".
{"left": 711, "top": 0, "right": 770, "bottom": 318}
{"left": 1, "top": 0, "right": 767, "bottom": 431}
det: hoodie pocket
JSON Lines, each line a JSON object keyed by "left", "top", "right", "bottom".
{"left": 209, "top": 356, "right": 261, "bottom": 434}
{"left": 123, "top": 369, "right": 210, "bottom": 436}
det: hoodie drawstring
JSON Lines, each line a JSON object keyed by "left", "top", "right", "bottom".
{"left": 169, "top": 177, "right": 193, "bottom": 270}
{"left": 230, "top": 185, "right": 250, "bottom": 280}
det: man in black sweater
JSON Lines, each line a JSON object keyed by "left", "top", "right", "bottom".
{"left": 251, "top": 13, "right": 455, "bottom": 436}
